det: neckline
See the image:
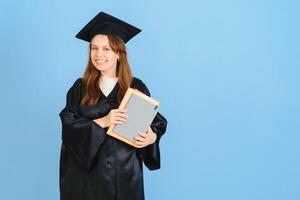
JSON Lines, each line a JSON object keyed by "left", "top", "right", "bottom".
{"left": 101, "top": 77, "right": 118, "bottom": 81}
{"left": 100, "top": 81, "right": 119, "bottom": 99}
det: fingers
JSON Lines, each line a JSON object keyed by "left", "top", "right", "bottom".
{"left": 111, "top": 118, "right": 127, "bottom": 124}
{"left": 134, "top": 131, "right": 157, "bottom": 148}
{"left": 109, "top": 109, "right": 128, "bottom": 125}
{"left": 137, "top": 132, "right": 147, "bottom": 138}
{"left": 112, "top": 114, "right": 128, "bottom": 123}
{"left": 134, "top": 141, "right": 146, "bottom": 148}
{"left": 134, "top": 139, "right": 147, "bottom": 148}
{"left": 134, "top": 133, "right": 147, "bottom": 142}
{"left": 134, "top": 132, "right": 149, "bottom": 148}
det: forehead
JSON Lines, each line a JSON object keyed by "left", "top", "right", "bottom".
{"left": 91, "top": 34, "right": 109, "bottom": 46}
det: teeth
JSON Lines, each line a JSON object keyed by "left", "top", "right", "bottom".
{"left": 96, "top": 60, "right": 106, "bottom": 64}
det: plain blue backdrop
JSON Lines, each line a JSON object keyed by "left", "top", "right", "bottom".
{"left": 0, "top": 0, "right": 299, "bottom": 199}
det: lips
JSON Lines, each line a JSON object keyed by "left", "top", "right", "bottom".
{"left": 95, "top": 59, "right": 107, "bottom": 64}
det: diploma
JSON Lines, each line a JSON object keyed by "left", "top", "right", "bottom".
{"left": 107, "top": 87, "right": 159, "bottom": 147}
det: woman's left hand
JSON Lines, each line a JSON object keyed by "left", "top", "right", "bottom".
{"left": 134, "top": 127, "right": 157, "bottom": 148}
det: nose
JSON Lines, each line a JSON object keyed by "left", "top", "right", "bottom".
{"left": 96, "top": 49, "right": 104, "bottom": 57}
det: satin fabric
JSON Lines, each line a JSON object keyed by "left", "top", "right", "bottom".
{"left": 59, "top": 77, "right": 167, "bottom": 200}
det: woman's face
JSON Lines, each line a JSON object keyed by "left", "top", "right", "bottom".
{"left": 90, "top": 34, "right": 119, "bottom": 77}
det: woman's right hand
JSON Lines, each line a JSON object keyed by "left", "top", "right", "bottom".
{"left": 106, "top": 109, "right": 128, "bottom": 127}
{"left": 93, "top": 109, "right": 128, "bottom": 128}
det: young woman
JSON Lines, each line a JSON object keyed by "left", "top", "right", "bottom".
{"left": 59, "top": 12, "right": 167, "bottom": 200}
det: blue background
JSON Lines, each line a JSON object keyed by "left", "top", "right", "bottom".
{"left": 0, "top": 0, "right": 299, "bottom": 199}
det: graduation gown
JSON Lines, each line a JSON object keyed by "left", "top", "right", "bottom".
{"left": 59, "top": 77, "right": 167, "bottom": 200}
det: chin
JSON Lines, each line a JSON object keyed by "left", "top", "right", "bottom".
{"left": 93, "top": 64, "right": 105, "bottom": 71}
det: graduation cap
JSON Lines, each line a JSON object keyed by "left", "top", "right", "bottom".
{"left": 75, "top": 12, "right": 141, "bottom": 43}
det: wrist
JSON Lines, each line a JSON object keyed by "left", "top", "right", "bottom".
{"left": 95, "top": 116, "right": 109, "bottom": 128}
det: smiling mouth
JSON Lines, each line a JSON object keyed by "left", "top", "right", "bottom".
{"left": 95, "top": 59, "right": 107, "bottom": 64}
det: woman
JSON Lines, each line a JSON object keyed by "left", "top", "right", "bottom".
{"left": 59, "top": 12, "right": 167, "bottom": 200}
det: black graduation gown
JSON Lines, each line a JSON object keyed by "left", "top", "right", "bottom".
{"left": 59, "top": 77, "right": 167, "bottom": 200}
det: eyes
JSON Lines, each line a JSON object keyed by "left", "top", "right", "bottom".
{"left": 90, "top": 46, "right": 111, "bottom": 52}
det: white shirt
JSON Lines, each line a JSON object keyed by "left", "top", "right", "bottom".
{"left": 99, "top": 77, "right": 118, "bottom": 97}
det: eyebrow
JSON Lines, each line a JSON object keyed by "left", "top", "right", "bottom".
{"left": 90, "top": 44, "right": 110, "bottom": 48}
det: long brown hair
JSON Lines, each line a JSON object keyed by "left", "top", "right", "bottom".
{"left": 80, "top": 35, "right": 132, "bottom": 105}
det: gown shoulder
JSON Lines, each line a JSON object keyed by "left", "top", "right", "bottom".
{"left": 131, "top": 77, "right": 150, "bottom": 96}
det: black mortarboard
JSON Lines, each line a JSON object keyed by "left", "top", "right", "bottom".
{"left": 75, "top": 12, "right": 141, "bottom": 43}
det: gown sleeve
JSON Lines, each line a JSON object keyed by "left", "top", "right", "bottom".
{"left": 134, "top": 79, "right": 168, "bottom": 170}
{"left": 59, "top": 78, "right": 107, "bottom": 172}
